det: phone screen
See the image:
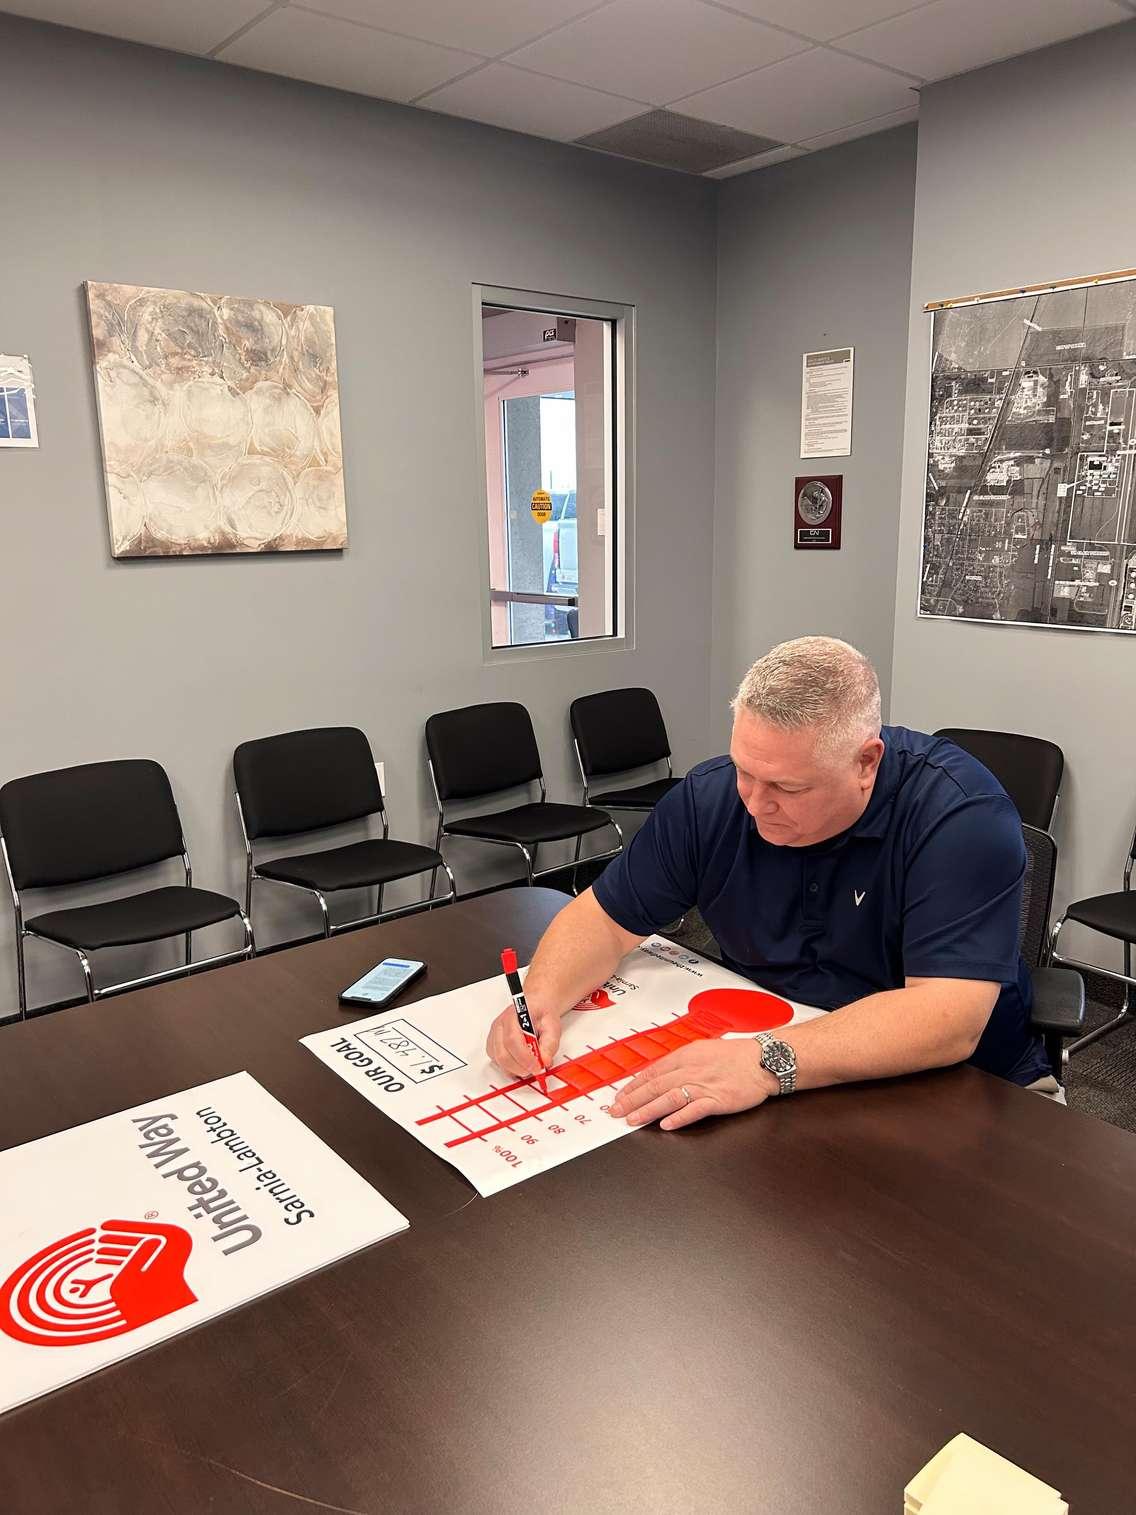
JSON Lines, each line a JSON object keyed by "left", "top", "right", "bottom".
{"left": 339, "top": 958, "right": 425, "bottom": 1007}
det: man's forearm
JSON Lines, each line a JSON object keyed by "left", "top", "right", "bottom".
{"left": 523, "top": 889, "right": 642, "bottom": 1018}
{"left": 777, "top": 980, "right": 995, "bottom": 1091}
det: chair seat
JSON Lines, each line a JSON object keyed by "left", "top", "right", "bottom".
{"left": 446, "top": 802, "right": 612, "bottom": 846}
{"left": 257, "top": 838, "right": 442, "bottom": 893}
{"left": 27, "top": 886, "right": 241, "bottom": 951}
{"left": 1028, "top": 965, "right": 1085, "bottom": 1037}
{"left": 590, "top": 776, "right": 682, "bottom": 809}
{"left": 1064, "top": 891, "right": 1136, "bottom": 943}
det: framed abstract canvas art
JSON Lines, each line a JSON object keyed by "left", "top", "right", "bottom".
{"left": 86, "top": 281, "right": 347, "bottom": 556}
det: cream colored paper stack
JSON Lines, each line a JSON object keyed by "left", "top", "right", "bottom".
{"left": 905, "top": 1434, "right": 1067, "bottom": 1514}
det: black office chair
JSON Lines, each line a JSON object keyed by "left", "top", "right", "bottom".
{"left": 425, "top": 701, "right": 622, "bottom": 889}
{"left": 570, "top": 687, "right": 683, "bottom": 812}
{"left": 234, "top": 727, "right": 454, "bottom": 938}
{"left": 934, "top": 727, "right": 1064, "bottom": 830}
{"left": 0, "top": 759, "right": 253, "bottom": 1019}
{"left": 1049, "top": 815, "right": 1136, "bottom": 1059}
{"left": 1019, "top": 823, "right": 1084, "bottom": 1080}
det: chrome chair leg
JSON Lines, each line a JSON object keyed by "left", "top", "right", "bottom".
{"left": 429, "top": 816, "right": 444, "bottom": 898}
{"left": 1065, "top": 998, "right": 1134, "bottom": 1057}
{"left": 570, "top": 833, "right": 584, "bottom": 894}
{"left": 74, "top": 949, "right": 95, "bottom": 1003}
{"left": 15, "top": 929, "right": 27, "bottom": 1021}
{"left": 428, "top": 853, "right": 456, "bottom": 909}
{"left": 1055, "top": 927, "right": 1136, "bottom": 1058}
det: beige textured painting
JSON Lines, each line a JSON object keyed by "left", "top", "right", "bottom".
{"left": 86, "top": 282, "right": 347, "bottom": 556}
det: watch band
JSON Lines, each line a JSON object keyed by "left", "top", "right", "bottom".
{"left": 755, "top": 1031, "right": 797, "bottom": 1096}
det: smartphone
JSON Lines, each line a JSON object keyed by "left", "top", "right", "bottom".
{"left": 338, "top": 957, "right": 426, "bottom": 1009}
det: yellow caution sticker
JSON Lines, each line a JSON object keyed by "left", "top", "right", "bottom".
{"left": 530, "top": 489, "right": 552, "bottom": 523}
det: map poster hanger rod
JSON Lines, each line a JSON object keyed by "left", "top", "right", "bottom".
{"left": 925, "top": 265, "right": 1136, "bottom": 312}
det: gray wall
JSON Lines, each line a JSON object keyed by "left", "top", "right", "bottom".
{"left": 890, "top": 21, "right": 1136, "bottom": 958}
{"left": 0, "top": 14, "right": 718, "bottom": 1014}
{"left": 711, "top": 127, "right": 917, "bottom": 736}
{"left": 10, "top": 10, "right": 1129, "bottom": 1017}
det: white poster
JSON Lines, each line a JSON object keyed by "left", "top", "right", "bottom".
{"left": 0, "top": 1072, "right": 407, "bottom": 1416}
{"left": 302, "top": 939, "right": 825, "bottom": 1197}
{"left": 0, "top": 354, "right": 38, "bottom": 447}
{"left": 801, "top": 346, "right": 854, "bottom": 458}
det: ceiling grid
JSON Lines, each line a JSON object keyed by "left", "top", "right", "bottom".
{"left": 1, "top": 0, "right": 1131, "bottom": 173}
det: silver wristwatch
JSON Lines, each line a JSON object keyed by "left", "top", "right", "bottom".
{"left": 755, "top": 1032, "right": 797, "bottom": 1096}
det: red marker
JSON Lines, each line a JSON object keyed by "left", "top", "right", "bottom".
{"left": 501, "top": 948, "right": 549, "bottom": 1092}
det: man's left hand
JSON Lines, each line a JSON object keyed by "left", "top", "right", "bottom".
{"left": 608, "top": 1040, "right": 780, "bottom": 1131}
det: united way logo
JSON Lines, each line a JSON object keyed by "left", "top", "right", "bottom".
{"left": 0, "top": 1219, "right": 196, "bottom": 1348}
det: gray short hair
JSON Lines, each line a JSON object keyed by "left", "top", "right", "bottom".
{"left": 731, "top": 636, "right": 881, "bottom": 757}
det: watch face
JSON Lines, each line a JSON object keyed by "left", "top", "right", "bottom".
{"left": 797, "top": 480, "right": 833, "bottom": 525}
{"left": 761, "top": 1039, "right": 794, "bottom": 1074}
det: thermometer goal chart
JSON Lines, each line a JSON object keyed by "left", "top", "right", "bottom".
{"left": 301, "top": 938, "right": 825, "bottom": 1196}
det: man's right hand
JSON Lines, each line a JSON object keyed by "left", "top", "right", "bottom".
{"left": 485, "top": 1002, "right": 562, "bottom": 1077}
{"left": 483, "top": 887, "right": 644, "bottom": 1078}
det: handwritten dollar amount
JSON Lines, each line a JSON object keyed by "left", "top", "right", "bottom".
{"left": 352, "top": 1019, "right": 465, "bottom": 1084}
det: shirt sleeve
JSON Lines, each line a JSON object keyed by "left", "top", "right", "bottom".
{"left": 591, "top": 778, "right": 700, "bottom": 936}
{"left": 902, "top": 794, "right": 1025, "bottom": 983}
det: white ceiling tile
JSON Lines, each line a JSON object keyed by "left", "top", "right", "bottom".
{"left": 705, "top": 143, "right": 807, "bottom": 178}
{"left": 720, "top": 0, "right": 937, "bottom": 44}
{"left": 217, "top": 7, "right": 480, "bottom": 101}
{"left": 421, "top": 62, "right": 644, "bottom": 141}
{"left": 294, "top": 0, "right": 606, "bottom": 58}
{"left": 0, "top": 0, "right": 270, "bottom": 54}
{"left": 505, "top": 0, "right": 808, "bottom": 106}
{"left": 796, "top": 101, "right": 918, "bottom": 149}
{"left": 677, "top": 46, "right": 918, "bottom": 141}
{"left": 838, "top": 0, "right": 1131, "bottom": 82}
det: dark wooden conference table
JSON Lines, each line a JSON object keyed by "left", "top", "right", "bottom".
{"left": 2, "top": 888, "right": 1135, "bottom": 1513}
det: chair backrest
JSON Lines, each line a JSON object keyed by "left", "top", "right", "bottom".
{"left": 1019, "top": 823, "right": 1058, "bottom": 971}
{"left": 0, "top": 759, "right": 184, "bottom": 891}
{"left": 425, "top": 703, "right": 542, "bottom": 803}
{"left": 570, "top": 687, "right": 671, "bottom": 780}
{"left": 234, "top": 727, "right": 383, "bottom": 840}
{"left": 934, "top": 727, "right": 1064, "bottom": 830}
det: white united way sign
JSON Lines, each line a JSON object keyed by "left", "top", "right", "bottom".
{"left": 0, "top": 1071, "right": 407, "bottom": 1416}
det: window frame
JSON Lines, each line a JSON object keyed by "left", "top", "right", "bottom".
{"left": 472, "top": 283, "right": 636, "bottom": 663}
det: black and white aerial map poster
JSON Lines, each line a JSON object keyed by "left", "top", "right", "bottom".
{"left": 920, "top": 278, "right": 1136, "bottom": 633}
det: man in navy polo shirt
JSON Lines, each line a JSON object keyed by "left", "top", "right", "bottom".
{"left": 485, "top": 637, "right": 1053, "bottom": 1128}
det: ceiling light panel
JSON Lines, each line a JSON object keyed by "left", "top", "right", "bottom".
{"left": 577, "top": 109, "right": 785, "bottom": 172}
